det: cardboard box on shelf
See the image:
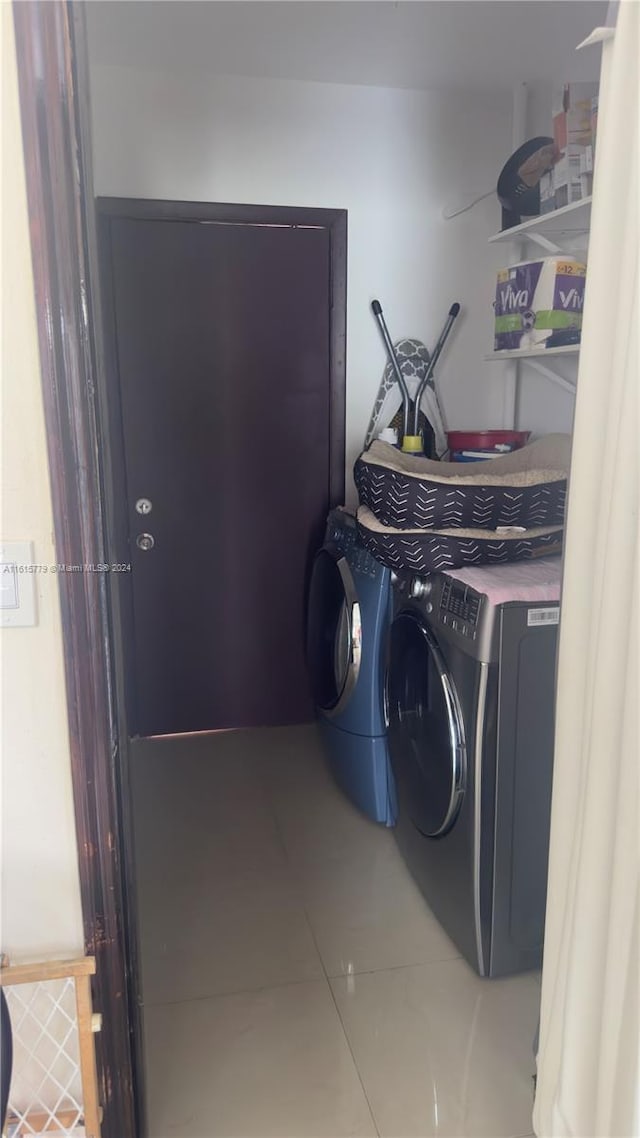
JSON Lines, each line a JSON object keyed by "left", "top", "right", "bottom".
{"left": 540, "top": 171, "right": 556, "bottom": 214}
{"left": 553, "top": 145, "right": 587, "bottom": 209}
{"left": 553, "top": 82, "right": 599, "bottom": 153}
{"left": 580, "top": 146, "right": 594, "bottom": 174}
{"left": 580, "top": 173, "right": 594, "bottom": 199}
{"left": 591, "top": 96, "right": 599, "bottom": 151}
{"left": 579, "top": 146, "right": 594, "bottom": 198}
{"left": 552, "top": 82, "right": 599, "bottom": 116}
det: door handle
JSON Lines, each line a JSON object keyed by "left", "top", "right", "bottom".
{"left": 136, "top": 533, "right": 155, "bottom": 552}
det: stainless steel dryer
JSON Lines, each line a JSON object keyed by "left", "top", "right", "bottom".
{"left": 386, "top": 559, "right": 562, "bottom": 977}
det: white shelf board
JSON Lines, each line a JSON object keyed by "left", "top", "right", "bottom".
{"left": 485, "top": 345, "right": 580, "bottom": 361}
{"left": 488, "top": 197, "right": 591, "bottom": 245}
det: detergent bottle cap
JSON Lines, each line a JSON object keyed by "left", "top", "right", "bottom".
{"left": 401, "top": 435, "right": 423, "bottom": 455}
{"left": 378, "top": 427, "right": 398, "bottom": 445}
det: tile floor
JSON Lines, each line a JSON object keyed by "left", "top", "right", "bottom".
{"left": 130, "top": 724, "right": 539, "bottom": 1138}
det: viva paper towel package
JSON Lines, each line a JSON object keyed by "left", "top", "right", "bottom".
{"left": 494, "top": 258, "right": 586, "bottom": 351}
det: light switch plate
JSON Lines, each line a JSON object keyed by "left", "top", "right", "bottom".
{"left": 1, "top": 541, "right": 38, "bottom": 627}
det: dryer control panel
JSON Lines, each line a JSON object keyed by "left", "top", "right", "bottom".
{"left": 326, "top": 510, "right": 384, "bottom": 581}
{"left": 439, "top": 579, "right": 481, "bottom": 639}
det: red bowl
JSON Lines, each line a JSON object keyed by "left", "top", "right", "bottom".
{"left": 446, "top": 430, "right": 530, "bottom": 452}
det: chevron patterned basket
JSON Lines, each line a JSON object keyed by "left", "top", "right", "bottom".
{"left": 354, "top": 433, "right": 570, "bottom": 573}
{"left": 356, "top": 506, "right": 565, "bottom": 573}
{"left": 354, "top": 434, "right": 570, "bottom": 532}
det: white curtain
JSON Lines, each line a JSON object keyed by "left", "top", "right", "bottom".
{"left": 533, "top": 3, "right": 639, "bottom": 1136}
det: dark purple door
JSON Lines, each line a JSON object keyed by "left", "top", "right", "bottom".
{"left": 105, "top": 214, "right": 337, "bottom": 736}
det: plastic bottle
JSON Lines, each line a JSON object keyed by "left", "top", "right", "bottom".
{"left": 400, "top": 434, "right": 423, "bottom": 456}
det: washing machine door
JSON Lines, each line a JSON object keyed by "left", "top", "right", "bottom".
{"left": 387, "top": 611, "right": 465, "bottom": 837}
{"left": 306, "top": 549, "right": 362, "bottom": 716}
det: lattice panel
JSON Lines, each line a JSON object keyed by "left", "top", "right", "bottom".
{"left": 5, "top": 978, "right": 83, "bottom": 1136}
{"left": 1, "top": 959, "right": 100, "bottom": 1138}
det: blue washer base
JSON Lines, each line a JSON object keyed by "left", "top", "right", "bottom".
{"left": 318, "top": 718, "right": 396, "bottom": 826}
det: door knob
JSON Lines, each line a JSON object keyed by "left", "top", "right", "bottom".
{"left": 410, "top": 576, "right": 432, "bottom": 600}
{"left": 136, "top": 533, "right": 155, "bottom": 552}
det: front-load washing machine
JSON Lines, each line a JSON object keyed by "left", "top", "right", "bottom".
{"left": 387, "top": 558, "right": 562, "bottom": 975}
{"left": 306, "top": 508, "right": 395, "bottom": 825}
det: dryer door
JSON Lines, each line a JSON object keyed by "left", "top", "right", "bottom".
{"left": 306, "top": 549, "right": 362, "bottom": 716}
{"left": 387, "top": 611, "right": 466, "bottom": 836}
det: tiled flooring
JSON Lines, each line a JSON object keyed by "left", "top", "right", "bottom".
{"left": 130, "top": 724, "right": 539, "bottom": 1138}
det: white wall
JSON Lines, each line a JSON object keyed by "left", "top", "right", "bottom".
{"left": 0, "top": 8, "right": 84, "bottom": 960}
{"left": 90, "top": 65, "right": 523, "bottom": 498}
